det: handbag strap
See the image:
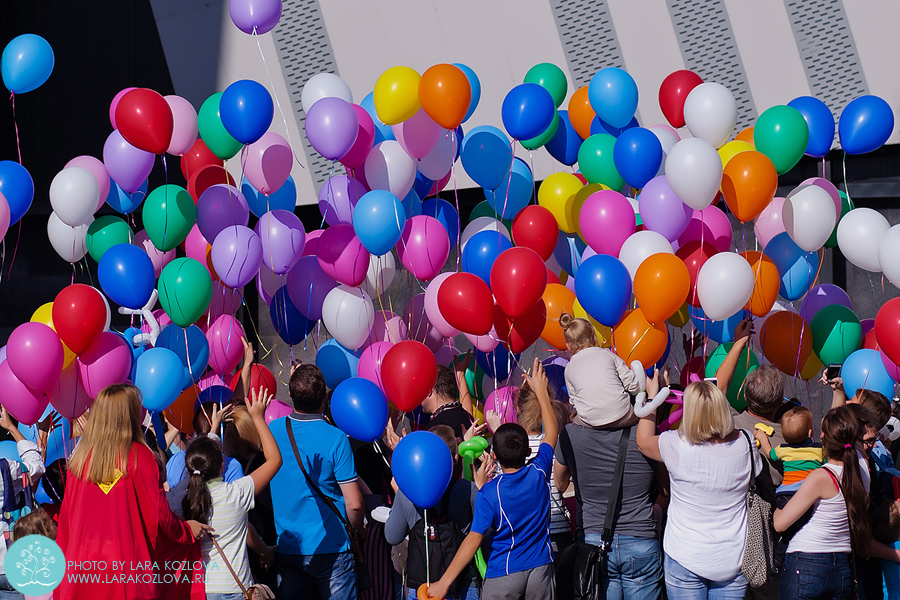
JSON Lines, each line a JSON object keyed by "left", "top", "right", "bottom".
{"left": 285, "top": 418, "right": 350, "bottom": 530}
{"left": 740, "top": 430, "right": 757, "bottom": 494}
{"left": 601, "top": 427, "right": 631, "bottom": 544}
{"left": 209, "top": 533, "right": 250, "bottom": 599}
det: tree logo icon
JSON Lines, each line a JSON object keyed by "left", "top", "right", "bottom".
{"left": 4, "top": 535, "right": 66, "bottom": 594}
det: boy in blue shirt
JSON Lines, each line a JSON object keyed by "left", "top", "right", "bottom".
{"left": 426, "top": 358, "right": 559, "bottom": 600}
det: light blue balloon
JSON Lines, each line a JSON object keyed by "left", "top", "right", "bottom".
{"left": 360, "top": 92, "right": 395, "bottom": 145}
{"left": 1, "top": 34, "right": 54, "bottom": 94}
{"left": 353, "top": 190, "right": 406, "bottom": 256}
{"left": 588, "top": 67, "right": 638, "bottom": 129}
{"left": 461, "top": 126, "right": 512, "bottom": 191}
{"left": 452, "top": 63, "right": 481, "bottom": 123}
{"left": 764, "top": 232, "right": 820, "bottom": 301}
{"left": 105, "top": 178, "right": 148, "bottom": 214}
{"left": 689, "top": 306, "right": 750, "bottom": 344}
{"left": 242, "top": 175, "right": 296, "bottom": 217}
{"left": 315, "top": 338, "right": 362, "bottom": 389}
{"left": 484, "top": 157, "right": 533, "bottom": 219}
{"left": 842, "top": 349, "right": 896, "bottom": 398}
{"left": 135, "top": 347, "right": 185, "bottom": 412}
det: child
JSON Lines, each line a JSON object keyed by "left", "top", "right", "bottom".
{"left": 755, "top": 406, "right": 824, "bottom": 495}
{"left": 873, "top": 500, "right": 900, "bottom": 599}
{"left": 426, "top": 358, "right": 558, "bottom": 600}
{"left": 558, "top": 312, "right": 640, "bottom": 429}
{"left": 11, "top": 509, "right": 58, "bottom": 600}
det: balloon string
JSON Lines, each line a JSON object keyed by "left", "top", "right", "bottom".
{"left": 10, "top": 93, "right": 22, "bottom": 165}
{"left": 498, "top": 140, "right": 518, "bottom": 253}
{"left": 161, "top": 156, "right": 170, "bottom": 252}
{"left": 7, "top": 221, "right": 22, "bottom": 280}
{"left": 450, "top": 130, "right": 462, "bottom": 272}
{"left": 238, "top": 289, "right": 273, "bottom": 359}
{"left": 842, "top": 153, "right": 850, "bottom": 205}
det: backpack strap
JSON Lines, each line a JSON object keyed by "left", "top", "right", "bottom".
{"left": 601, "top": 427, "right": 631, "bottom": 546}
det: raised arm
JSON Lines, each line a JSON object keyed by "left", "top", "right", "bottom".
{"left": 246, "top": 387, "right": 283, "bottom": 493}
{"left": 523, "top": 358, "right": 558, "bottom": 449}
{"left": 715, "top": 319, "right": 753, "bottom": 394}
{"left": 822, "top": 373, "right": 848, "bottom": 409}
{"left": 454, "top": 351, "right": 475, "bottom": 417}
{"left": 234, "top": 336, "right": 255, "bottom": 402}
{"left": 636, "top": 370, "right": 662, "bottom": 462}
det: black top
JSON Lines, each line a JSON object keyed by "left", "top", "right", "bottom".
{"left": 427, "top": 402, "right": 473, "bottom": 440}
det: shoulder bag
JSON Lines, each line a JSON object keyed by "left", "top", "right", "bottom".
{"left": 739, "top": 429, "right": 779, "bottom": 588}
{"left": 209, "top": 534, "right": 275, "bottom": 600}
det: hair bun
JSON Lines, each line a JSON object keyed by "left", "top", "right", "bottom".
{"left": 558, "top": 312, "right": 575, "bottom": 329}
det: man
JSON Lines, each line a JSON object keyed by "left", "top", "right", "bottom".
{"left": 269, "top": 364, "right": 366, "bottom": 599}
{"left": 421, "top": 359, "right": 475, "bottom": 440}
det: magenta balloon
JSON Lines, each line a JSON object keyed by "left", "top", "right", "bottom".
{"left": 244, "top": 131, "right": 292, "bottom": 195}
{"left": 134, "top": 229, "right": 176, "bottom": 278}
{"left": 265, "top": 399, "right": 294, "bottom": 424}
{"left": 392, "top": 107, "right": 442, "bottom": 159}
{"left": 358, "top": 341, "right": 392, "bottom": 392}
{"left": 799, "top": 284, "right": 853, "bottom": 324}
{"left": 316, "top": 224, "right": 370, "bottom": 287}
{"left": 103, "top": 130, "right": 155, "bottom": 194}
{"left": 424, "top": 273, "right": 461, "bottom": 338}
{"left": 638, "top": 176, "right": 693, "bottom": 242}
{"left": 678, "top": 206, "right": 733, "bottom": 253}
{"left": 340, "top": 104, "right": 376, "bottom": 171}
{"left": 197, "top": 184, "right": 250, "bottom": 242}
{"left": 7, "top": 322, "right": 63, "bottom": 393}
{"left": 287, "top": 255, "right": 338, "bottom": 320}
{"left": 303, "top": 229, "right": 325, "bottom": 256}
{"left": 78, "top": 332, "right": 132, "bottom": 398}
{"left": 371, "top": 310, "right": 408, "bottom": 344}
{"left": 230, "top": 0, "right": 282, "bottom": 34}
{"left": 109, "top": 87, "right": 137, "bottom": 129}
{"left": 211, "top": 225, "right": 263, "bottom": 289}
{"left": 184, "top": 224, "right": 214, "bottom": 279}
{"left": 318, "top": 175, "right": 367, "bottom": 226}
{"left": 0, "top": 192, "right": 9, "bottom": 240}
{"left": 305, "top": 97, "right": 359, "bottom": 161}
{"left": 207, "top": 281, "right": 243, "bottom": 321}
{"left": 484, "top": 386, "right": 517, "bottom": 431}
{"left": 207, "top": 314, "right": 247, "bottom": 375}
{"left": 881, "top": 349, "right": 900, "bottom": 381}
{"left": 49, "top": 362, "right": 92, "bottom": 420}
{"left": 579, "top": 190, "right": 636, "bottom": 256}
{"left": 405, "top": 292, "right": 447, "bottom": 351}
{"left": 396, "top": 216, "right": 450, "bottom": 282}
{"left": 255, "top": 209, "right": 306, "bottom": 274}
{"left": 0, "top": 361, "right": 50, "bottom": 425}
{"left": 198, "top": 372, "right": 226, "bottom": 391}
{"left": 66, "top": 156, "right": 111, "bottom": 209}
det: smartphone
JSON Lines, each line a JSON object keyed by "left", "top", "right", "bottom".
{"left": 825, "top": 364, "right": 841, "bottom": 381}
{"left": 704, "top": 376, "right": 718, "bottom": 386}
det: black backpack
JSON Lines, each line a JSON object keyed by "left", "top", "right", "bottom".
{"left": 406, "top": 482, "right": 467, "bottom": 594}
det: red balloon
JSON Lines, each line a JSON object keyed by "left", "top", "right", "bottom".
{"left": 230, "top": 363, "right": 277, "bottom": 397}
{"left": 188, "top": 163, "right": 237, "bottom": 203}
{"left": 862, "top": 329, "right": 879, "bottom": 351}
{"left": 437, "top": 273, "right": 495, "bottom": 335}
{"left": 115, "top": 88, "right": 175, "bottom": 155}
{"left": 495, "top": 300, "right": 547, "bottom": 353}
{"left": 490, "top": 247, "right": 547, "bottom": 319}
{"left": 512, "top": 205, "right": 558, "bottom": 261}
{"left": 181, "top": 139, "right": 223, "bottom": 180}
{"left": 546, "top": 268, "right": 560, "bottom": 285}
{"left": 381, "top": 341, "right": 437, "bottom": 412}
{"left": 680, "top": 356, "right": 706, "bottom": 388}
{"left": 658, "top": 70, "right": 703, "bottom": 129}
{"left": 675, "top": 241, "right": 719, "bottom": 308}
{"left": 875, "top": 298, "right": 900, "bottom": 367}
{"left": 51, "top": 285, "right": 108, "bottom": 355}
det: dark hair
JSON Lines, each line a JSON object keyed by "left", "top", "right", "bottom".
{"left": 193, "top": 401, "right": 223, "bottom": 435}
{"left": 856, "top": 389, "right": 891, "bottom": 430}
{"left": 821, "top": 406, "right": 872, "bottom": 554}
{"left": 844, "top": 403, "right": 878, "bottom": 430}
{"left": 428, "top": 424, "right": 459, "bottom": 461}
{"left": 289, "top": 364, "right": 327, "bottom": 413}
{"left": 432, "top": 366, "right": 457, "bottom": 402}
{"left": 743, "top": 364, "right": 784, "bottom": 418}
{"left": 492, "top": 423, "right": 530, "bottom": 469}
{"left": 182, "top": 436, "right": 224, "bottom": 525}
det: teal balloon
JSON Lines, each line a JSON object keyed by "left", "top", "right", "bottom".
{"left": 811, "top": 304, "right": 861, "bottom": 366}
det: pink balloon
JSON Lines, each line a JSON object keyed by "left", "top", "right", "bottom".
{"left": 358, "top": 341, "right": 392, "bottom": 392}
{"left": 255, "top": 209, "right": 306, "bottom": 274}
{"left": 66, "top": 156, "right": 111, "bottom": 209}
{"left": 184, "top": 224, "right": 214, "bottom": 278}
{"left": 418, "top": 131, "right": 457, "bottom": 180}
{"left": 406, "top": 292, "right": 447, "bottom": 352}
{"left": 316, "top": 224, "right": 370, "bottom": 287}
{"left": 392, "top": 107, "right": 442, "bottom": 159}
{"left": 49, "top": 362, "right": 93, "bottom": 420}
{"left": 265, "top": 399, "right": 294, "bottom": 424}
{"left": 206, "top": 281, "right": 243, "bottom": 321}
{"left": 678, "top": 205, "right": 733, "bottom": 252}
{"left": 371, "top": 310, "right": 408, "bottom": 344}
{"left": 78, "top": 332, "right": 132, "bottom": 398}
{"left": 396, "top": 216, "right": 450, "bottom": 282}
{"left": 424, "top": 273, "right": 461, "bottom": 338}
{"left": 433, "top": 343, "right": 461, "bottom": 367}
{"left": 638, "top": 176, "right": 693, "bottom": 242}
{"left": 579, "top": 190, "right": 636, "bottom": 256}
{"left": 207, "top": 314, "right": 247, "bottom": 375}
{"left": 302, "top": 229, "right": 325, "bottom": 256}
{"left": 881, "top": 349, "right": 900, "bottom": 381}
{"left": 0, "top": 192, "right": 9, "bottom": 240}
{"left": 142, "top": 309, "right": 172, "bottom": 336}
{"left": 164, "top": 95, "right": 199, "bottom": 156}
{"left": 754, "top": 198, "right": 786, "bottom": 249}
{"left": 484, "top": 386, "right": 517, "bottom": 432}
{"left": 465, "top": 329, "right": 500, "bottom": 352}
{"left": 245, "top": 132, "right": 292, "bottom": 195}
{"left": 0, "top": 361, "right": 50, "bottom": 425}
{"left": 198, "top": 372, "right": 226, "bottom": 391}
{"left": 801, "top": 177, "right": 841, "bottom": 226}
{"left": 134, "top": 230, "right": 176, "bottom": 278}
{"left": 109, "top": 87, "right": 137, "bottom": 129}
{"left": 340, "top": 104, "right": 376, "bottom": 171}
{"left": 7, "top": 322, "right": 63, "bottom": 393}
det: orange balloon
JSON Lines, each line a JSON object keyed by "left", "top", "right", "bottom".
{"left": 418, "top": 583, "right": 442, "bottom": 600}
{"left": 741, "top": 251, "right": 779, "bottom": 317}
{"left": 634, "top": 254, "right": 690, "bottom": 324}
{"left": 735, "top": 127, "right": 755, "bottom": 145}
{"left": 613, "top": 308, "right": 668, "bottom": 366}
{"left": 418, "top": 64, "right": 471, "bottom": 130}
{"left": 540, "top": 283, "right": 576, "bottom": 349}
{"left": 165, "top": 386, "right": 199, "bottom": 434}
{"left": 568, "top": 86, "right": 595, "bottom": 141}
{"left": 721, "top": 151, "right": 778, "bottom": 222}
{"left": 760, "top": 311, "right": 812, "bottom": 376}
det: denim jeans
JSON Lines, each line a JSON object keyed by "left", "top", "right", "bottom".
{"left": 207, "top": 594, "right": 245, "bottom": 600}
{"left": 276, "top": 551, "right": 357, "bottom": 599}
{"left": 406, "top": 585, "right": 479, "bottom": 599}
{"left": 582, "top": 534, "right": 662, "bottom": 600}
{"left": 663, "top": 553, "right": 747, "bottom": 600}
{"left": 0, "top": 573, "right": 22, "bottom": 600}
{"left": 779, "top": 552, "right": 853, "bottom": 600}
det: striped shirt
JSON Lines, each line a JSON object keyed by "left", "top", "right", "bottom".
{"left": 528, "top": 435, "right": 569, "bottom": 535}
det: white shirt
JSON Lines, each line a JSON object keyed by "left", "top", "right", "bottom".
{"left": 564, "top": 347, "right": 640, "bottom": 427}
{"left": 0, "top": 440, "right": 46, "bottom": 575}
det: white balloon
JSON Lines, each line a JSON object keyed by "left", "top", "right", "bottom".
{"left": 634, "top": 387, "right": 671, "bottom": 418}
{"left": 683, "top": 82, "right": 737, "bottom": 148}
{"left": 837, "top": 208, "right": 890, "bottom": 272}
{"left": 648, "top": 125, "right": 680, "bottom": 155}
{"left": 783, "top": 185, "right": 836, "bottom": 252}
{"left": 359, "top": 251, "right": 397, "bottom": 299}
{"left": 879, "top": 225, "right": 900, "bottom": 289}
{"left": 665, "top": 138, "right": 723, "bottom": 211}
{"left": 418, "top": 130, "right": 457, "bottom": 180}
{"left": 364, "top": 141, "right": 417, "bottom": 199}
{"left": 618, "top": 230, "right": 674, "bottom": 281}
{"left": 424, "top": 272, "right": 461, "bottom": 338}
{"left": 460, "top": 216, "right": 511, "bottom": 252}
{"left": 49, "top": 167, "right": 100, "bottom": 227}
{"left": 697, "top": 252, "right": 755, "bottom": 321}
{"left": 322, "top": 285, "right": 374, "bottom": 350}
{"left": 47, "top": 211, "right": 91, "bottom": 263}
{"left": 300, "top": 73, "right": 353, "bottom": 114}
{"left": 90, "top": 286, "right": 112, "bottom": 332}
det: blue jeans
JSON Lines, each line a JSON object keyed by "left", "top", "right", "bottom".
{"left": 664, "top": 553, "right": 747, "bottom": 600}
{"left": 779, "top": 552, "right": 853, "bottom": 600}
{"left": 406, "top": 585, "right": 479, "bottom": 599}
{"left": 207, "top": 594, "right": 245, "bottom": 600}
{"left": 0, "top": 573, "right": 22, "bottom": 600}
{"left": 582, "top": 534, "right": 662, "bottom": 600}
{"left": 276, "top": 551, "right": 357, "bottom": 599}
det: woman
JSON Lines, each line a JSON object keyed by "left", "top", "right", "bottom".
{"left": 56, "top": 384, "right": 210, "bottom": 600}
{"left": 774, "top": 405, "right": 871, "bottom": 600}
{"left": 636, "top": 377, "right": 760, "bottom": 599}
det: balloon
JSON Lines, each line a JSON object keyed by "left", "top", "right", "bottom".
{"left": 270, "top": 286, "right": 315, "bottom": 345}
{"left": 371, "top": 310, "right": 408, "bottom": 344}
{"left": 764, "top": 232, "right": 819, "bottom": 301}
{"left": 220, "top": 80, "right": 273, "bottom": 145}
{"left": 575, "top": 254, "right": 632, "bottom": 327}
{"left": 364, "top": 140, "right": 417, "bottom": 199}
{"left": 451, "top": 63, "right": 480, "bottom": 123}
{"left": 754, "top": 197, "right": 786, "bottom": 249}
{"left": 564, "top": 86, "right": 592, "bottom": 140}
{"left": 460, "top": 126, "right": 513, "bottom": 190}
{"left": 116, "top": 88, "right": 174, "bottom": 154}
{"left": 783, "top": 184, "right": 836, "bottom": 252}
{"left": 787, "top": 96, "right": 835, "bottom": 158}
{"left": 286, "top": 255, "right": 337, "bottom": 321}
{"left": 614, "top": 128, "right": 663, "bottom": 189}
{"left": 357, "top": 341, "right": 392, "bottom": 392}
{"left": 811, "top": 305, "right": 861, "bottom": 366}
{"left": 188, "top": 164, "right": 236, "bottom": 204}
{"left": 634, "top": 253, "right": 690, "bottom": 324}
{"left": 462, "top": 229, "right": 513, "bottom": 286}
{"left": 392, "top": 431, "right": 452, "bottom": 509}
{"left": 753, "top": 105, "right": 809, "bottom": 174}
{"left": 49, "top": 362, "right": 92, "bottom": 421}
{"left": 577, "top": 134, "right": 623, "bottom": 190}
{"left": 86, "top": 216, "right": 133, "bottom": 263}
{"left": 255, "top": 262, "right": 281, "bottom": 305}
{"left": 825, "top": 189, "right": 855, "bottom": 249}
{"left": 318, "top": 175, "right": 366, "bottom": 226}
{"left": 153, "top": 324, "right": 207, "bottom": 391}
{"left": 211, "top": 225, "right": 263, "bottom": 289}
{"left": 618, "top": 230, "right": 674, "bottom": 281}
{"left": 143, "top": 185, "right": 196, "bottom": 252}
{"left": 339, "top": 104, "right": 376, "bottom": 171}
{"left": 721, "top": 151, "right": 778, "bottom": 222}
{"left": 695, "top": 252, "right": 754, "bottom": 321}
{"left": 98, "top": 243, "right": 155, "bottom": 310}
{"left": 229, "top": 0, "right": 282, "bottom": 33}
{"left": 104, "top": 177, "right": 147, "bottom": 215}
{"left": 501, "top": 83, "right": 555, "bottom": 140}
{"left": 181, "top": 138, "right": 222, "bottom": 181}
{"left": 75, "top": 332, "right": 133, "bottom": 398}
{"left": 422, "top": 198, "right": 460, "bottom": 248}
{"left": 417, "top": 129, "right": 457, "bottom": 181}
{"left": 538, "top": 283, "right": 575, "bottom": 350}
{"left": 658, "top": 70, "right": 703, "bottom": 128}
{"left": 49, "top": 167, "right": 99, "bottom": 227}
{"left": 760, "top": 311, "right": 812, "bottom": 376}
{"left": 0, "top": 161, "right": 34, "bottom": 225}
{"left": 839, "top": 95, "right": 895, "bottom": 155}
{"left": 52, "top": 285, "right": 107, "bottom": 355}
{"left": 705, "top": 342, "right": 759, "bottom": 410}
{"left": 353, "top": 190, "right": 406, "bottom": 256}
{"left": 485, "top": 158, "right": 533, "bottom": 220}
{"left": 164, "top": 95, "right": 198, "bottom": 156}
{"left": 421, "top": 273, "right": 459, "bottom": 339}
{"left": 546, "top": 111, "right": 581, "bottom": 166}
{"left": 198, "top": 92, "right": 242, "bottom": 160}
{"left": 322, "top": 285, "right": 374, "bottom": 350}
{"left": 690, "top": 306, "right": 750, "bottom": 345}
{"left": 47, "top": 211, "right": 90, "bottom": 264}
{"left": 577, "top": 189, "right": 635, "bottom": 257}
{"left": 253, "top": 209, "right": 305, "bottom": 275}
{"left": 638, "top": 176, "right": 693, "bottom": 242}
{"left": 102, "top": 130, "right": 155, "bottom": 195}
{"left": 360, "top": 252, "right": 396, "bottom": 299}
{"left": 65, "top": 156, "right": 110, "bottom": 209}
{"left": 242, "top": 174, "right": 296, "bottom": 218}
{"left": 683, "top": 82, "right": 737, "bottom": 148}
{"left": 300, "top": 72, "right": 353, "bottom": 114}
{"left": 800, "top": 177, "right": 842, "bottom": 228}
{"left": 134, "top": 347, "right": 184, "bottom": 411}
{"left": 837, "top": 208, "right": 890, "bottom": 272}
{"left": 374, "top": 66, "right": 421, "bottom": 125}
{"left": 381, "top": 342, "right": 438, "bottom": 412}
{"left": 880, "top": 225, "right": 900, "bottom": 290}
{"left": 359, "top": 91, "right": 395, "bottom": 146}
{"left": 243, "top": 132, "right": 292, "bottom": 196}
{"left": 201, "top": 314, "right": 244, "bottom": 376}
{"left": 511, "top": 205, "right": 557, "bottom": 262}
{"left": 675, "top": 240, "right": 717, "bottom": 307}
{"left": 316, "top": 224, "right": 370, "bottom": 287}
{"left": 665, "top": 138, "right": 722, "bottom": 211}
{"left": 391, "top": 108, "right": 439, "bottom": 162}
{"left": 230, "top": 363, "right": 276, "bottom": 400}
{"left": 740, "top": 251, "right": 779, "bottom": 317}
{"left": 0, "top": 361, "right": 49, "bottom": 425}
{"left": 842, "top": 349, "right": 896, "bottom": 399}
{"left": 315, "top": 341, "right": 364, "bottom": 392}
{"left": 677, "top": 206, "right": 732, "bottom": 252}
{"left": 588, "top": 67, "right": 638, "bottom": 129}
{"left": 875, "top": 298, "right": 900, "bottom": 368}
{"left": 538, "top": 172, "right": 583, "bottom": 234}
{"left": 6, "top": 323, "right": 63, "bottom": 393}
{"left": 613, "top": 309, "right": 668, "bottom": 366}
{"left": 490, "top": 247, "right": 547, "bottom": 319}
{"left": 158, "top": 258, "right": 213, "bottom": 327}
{"left": 717, "top": 140, "right": 755, "bottom": 168}
{"left": 397, "top": 216, "right": 451, "bottom": 282}
{"left": 196, "top": 184, "right": 250, "bottom": 242}
{"left": 306, "top": 97, "right": 359, "bottom": 160}
{"left": 331, "top": 378, "right": 390, "bottom": 443}
{"left": 1, "top": 34, "right": 54, "bottom": 94}
{"left": 522, "top": 63, "right": 566, "bottom": 109}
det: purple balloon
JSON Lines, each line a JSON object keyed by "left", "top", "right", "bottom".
{"left": 861, "top": 318, "right": 876, "bottom": 339}
{"left": 255, "top": 209, "right": 306, "bottom": 275}
{"left": 211, "top": 225, "right": 263, "bottom": 289}
{"left": 103, "top": 130, "right": 154, "bottom": 194}
{"left": 638, "top": 176, "right": 693, "bottom": 242}
{"left": 305, "top": 97, "right": 359, "bottom": 161}
{"left": 316, "top": 224, "right": 370, "bottom": 287}
{"left": 799, "top": 284, "right": 853, "bottom": 324}
{"left": 318, "top": 175, "right": 367, "bottom": 226}
{"left": 196, "top": 184, "right": 250, "bottom": 242}
{"left": 286, "top": 255, "right": 338, "bottom": 321}
{"left": 229, "top": 0, "right": 283, "bottom": 34}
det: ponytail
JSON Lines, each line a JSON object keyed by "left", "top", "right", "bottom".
{"left": 181, "top": 436, "right": 223, "bottom": 525}
{"left": 822, "top": 406, "right": 872, "bottom": 555}
{"left": 558, "top": 312, "right": 599, "bottom": 353}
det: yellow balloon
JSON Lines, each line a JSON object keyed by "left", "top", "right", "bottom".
{"left": 573, "top": 183, "right": 608, "bottom": 241}
{"left": 799, "top": 352, "right": 823, "bottom": 382}
{"left": 31, "top": 302, "right": 76, "bottom": 368}
{"left": 718, "top": 140, "right": 755, "bottom": 168}
{"left": 374, "top": 66, "right": 421, "bottom": 126}
{"left": 573, "top": 299, "right": 613, "bottom": 348}
{"left": 667, "top": 302, "right": 691, "bottom": 328}
{"left": 538, "top": 173, "right": 584, "bottom": 233}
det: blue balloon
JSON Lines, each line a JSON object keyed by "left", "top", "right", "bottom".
{"left": 219, "top": 79, "right": 274, "bottom": 145}
{"left": 0, "top": 441, "right": 20, "bottom": 464}
{"left": 589, "top": 67, "right": 638, "bottom": 129}
{"left": 392, "top": 431, "right": 453, "bottom": 508}
{"left": 689, "top": 306, "right": 750, "bottom": 344}
{"left": 199, "top": 385, "right": 234, "bottom": 406}
{"left": 43, "top": 418, "right": 72, "bottom": 465}
{"left": 123, "top": 326, "right": 147, "bottom": 381}
{"left": 575, "top": 255, "right": 632, "bottom": 327}
{"left": 242, "top": 175, "right": 296, "bottom": 217}
{"left": 135, "top": 347, "right": 186, "bottom": 411}
{"left": 614, "top": 127, "right": 663, "bottom": 189}
{"left": 787, "top": 96, "right": 835, "bottom": 158}
{"left": 98, "top": 243, "right": 156, "bottom": 310}
{"left": 353, "top": 190, "right": 406, "bottom": 256}
{"left": 462, "top": 230, "right": 513, "bottom": 286}
{"left": 461, "top": 126, "right": 513, "bottom": 191}
{"left": 270, "top": 286, "right": 315, "bottom": 345}
{"left": 501, "top": 83, "right": 555, "bottom": 141}
{"left": 554, "top": 231, "right": 587, "bottom": 277}
{"left": 591, "top": 115, "right": 640, "bottom": 138}
{"left": 413, "top": 171, "right": 434, "bottom": 200}
{"left": 360, "top": 92, "right": 395, "bottom": 145}
{"left": 1, "top": 34, "right": 54, "bottom": 94}
{"left": 842, "top": 349, "right": 896, "bottom": 399}
{"left": 477, "top": 345, "right": 519, "bottom": 382}
{"left": 651, "top": 333, "right": 672, "bottom": 375}
{"left": 156, "top": 324, "right": 210, "bottom": 390}
{"left": 547, "top": 111, "right": 581, "bottom": 166}
{"left": 401, "top": 187, "right": 423, "bottom": 218}
{"left": 452, "top": 63, "right": 481, "bottom": 123}
{"left": 331, "top": 377, "right": 389, "bottom": 442}
{"left": 0, "top": 160, "right": 34, "bottom": 224}
{"left": 105, "top": 178, "right": 148, "bottom": 214}
{"left": 453, "top": 125, "right": 464, "bottom": 163}
{"left": 485, "top": 158, "right": 533, "bottom": 220}
{"left": 543, "top": 363, "right": 568, "bottom": 401}
{"left": 422, "top": 198, "right": 460, "bottom": 247}
{"left": 315, "top": 338, "right": 362, "bottom": 389}
{"left": 764, "top": 232, "right": 820, "bottom": 301}
{"left": 838, "top": 95, "right": 895, "bottom": 155}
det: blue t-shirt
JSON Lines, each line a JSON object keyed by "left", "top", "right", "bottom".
{"left": 269, "top": 413, "right": 358, "bottom": 556}
{"left": 883, "top": 540, "right": 900, "bottom": 599}
{"left": 166, "top": 450, "right": 244, "bottom": 488}
{"left": 472, "top": 442, "right": 554, "bottom": 578}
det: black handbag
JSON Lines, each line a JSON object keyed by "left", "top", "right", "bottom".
{"left": 556, "top": 427, "right": 631, "bottom": 600}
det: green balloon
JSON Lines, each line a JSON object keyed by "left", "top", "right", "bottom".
{"left": 524, "top": 63, "right": 568, "bottom": 108}
{"left": 143, "top": 185, "right": 196, "bottom": 252}
{"left": 753, "top": 105, "right": 809, "bottom": 175}
{"left": 705, "top": 342, "right": 760, "bottom": 411}
{"left": 577, "top": 134, "right": 624, "bottom": 190}
{"left": 521, "top": 109, "right": 560, "bottom": 150}
{"left": 811, "top": 304, "right": 861, "bottom": 365}
{"left": 451, "top": 352, "right": 486, "bottom": 401}
{"left": 158, "top": 258, "right": 213, "bottom": 327}
{"left": 825, "top": 191, "right": 854, "bottom": 248}
{"left": 469, "top": 200, "right": 513, "bottom": 231}
{"left": 86, "top": 216, "right": 133, "bottom": 263}
{"left": 198, "top": 92, "right": 242, "bottom": 160}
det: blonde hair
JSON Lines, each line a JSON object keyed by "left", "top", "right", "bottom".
{"left": 515, "top": 383, "right": 567, "bottom": 435}
{"left": 559, "top": 312, "right": 598, "bottom": 353}
{"left": 873, "top": 501, "right": 900, "bottom": 544}
{"left": 223, "top": 405, "right": 262, "bottom": 460}
{"left": 679, "top": 381, "right": 735, "bottom": 445}
{"left": 69, "top": 384, "right": 148, "bottom": 484}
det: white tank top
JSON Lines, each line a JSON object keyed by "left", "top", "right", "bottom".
{"left": 787, "top": 464, "right": 851, "bottom": 554}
